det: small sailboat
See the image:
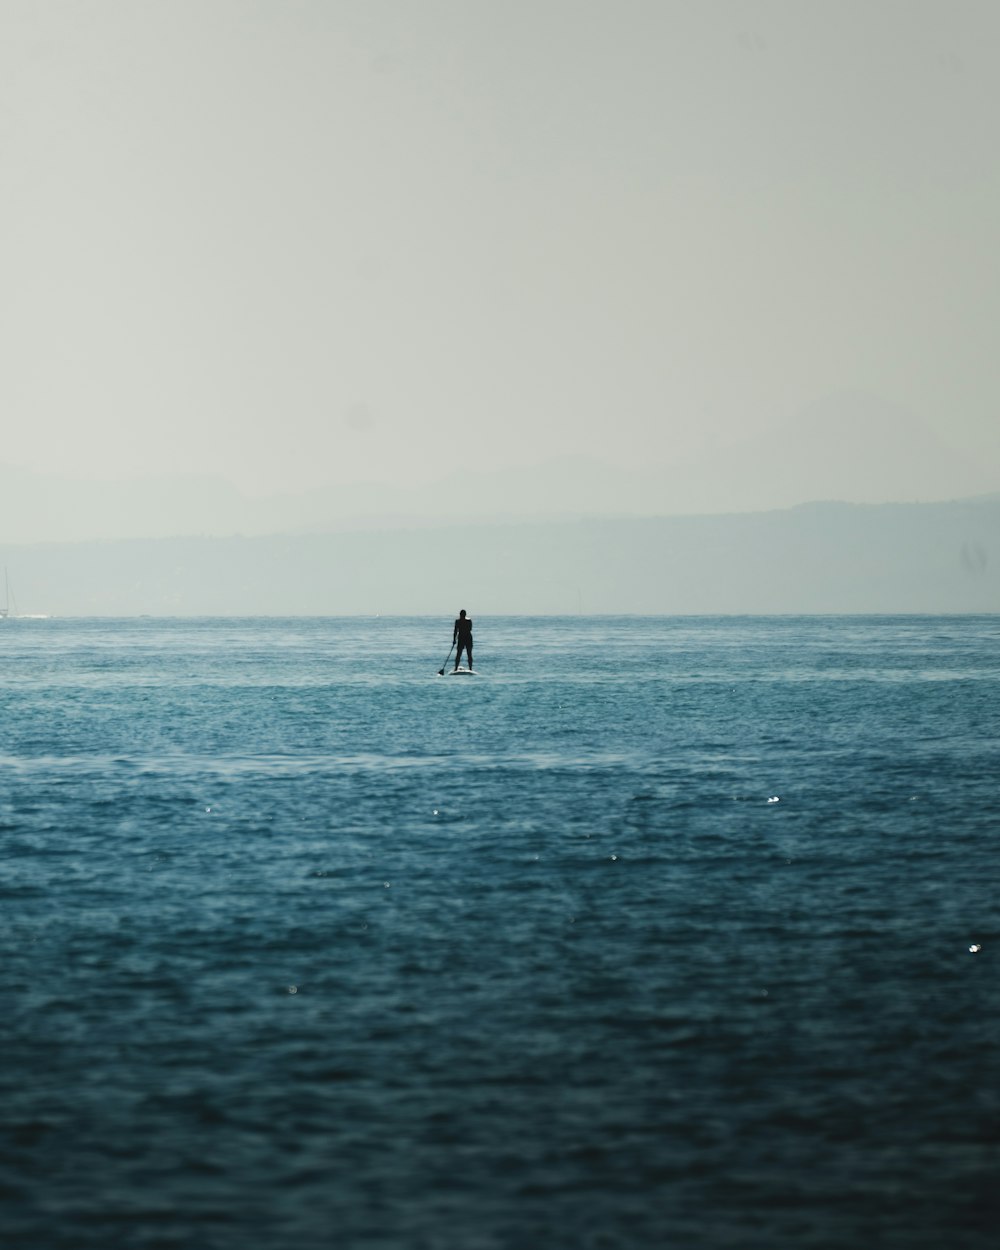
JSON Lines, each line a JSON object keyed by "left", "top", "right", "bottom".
{"left": 0, "top": 568, "right": 27, "bottom": 619}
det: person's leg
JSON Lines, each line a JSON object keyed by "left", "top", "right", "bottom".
{"left": 467, "top": 645, "right": 473, "bottom": 670}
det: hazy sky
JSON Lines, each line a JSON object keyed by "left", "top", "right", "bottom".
{"left": 4, "top": 0, "right": 999, "bottom": 501}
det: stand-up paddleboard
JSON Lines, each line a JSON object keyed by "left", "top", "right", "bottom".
{"left": 447, "top": 667, "right": 476, "bottom": 676}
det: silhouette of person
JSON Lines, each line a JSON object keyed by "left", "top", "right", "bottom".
{"left": 453, "top": 609, "right": 473, "bottom": 671}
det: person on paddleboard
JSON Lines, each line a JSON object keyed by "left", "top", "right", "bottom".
{"left": 453, "top": 610, "right": 473, "bottom": 671}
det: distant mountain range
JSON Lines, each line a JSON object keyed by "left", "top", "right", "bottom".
{"left": 3, "top": 496, "right": 997, "bottom": 616}
{"left": 1, "top": 394, "right": 996, "bottom": 544}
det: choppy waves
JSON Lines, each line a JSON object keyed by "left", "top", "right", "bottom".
{"left": 1, "top": 616, "right": 998, "bottom": 1248}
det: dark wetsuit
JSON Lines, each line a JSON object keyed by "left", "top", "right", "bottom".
{"left": 453, "top": 615, "right": 473, "bottom": 670}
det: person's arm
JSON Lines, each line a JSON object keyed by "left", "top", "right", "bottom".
{"left": 453, "top": 620, "right": 458, "bottom": 643}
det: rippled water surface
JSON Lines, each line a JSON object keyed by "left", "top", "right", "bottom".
{"left": 1, "top": 616, "right": 998, "bottom": 1249}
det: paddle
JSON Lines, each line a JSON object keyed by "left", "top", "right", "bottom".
{"left": 437, "top": 643, "right": 454, "bottom": 676}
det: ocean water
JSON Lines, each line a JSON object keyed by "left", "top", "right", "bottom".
{"left": 1, "top": 615, "right": 998, "bottom": 1250}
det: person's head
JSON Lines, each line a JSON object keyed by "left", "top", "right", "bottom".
{"left": 459, "top": 609, "right": 466, "bottom": 618}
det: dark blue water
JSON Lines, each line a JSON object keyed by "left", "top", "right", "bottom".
{"left": 1, "top": 616, "right": 998, "bottom": 1249}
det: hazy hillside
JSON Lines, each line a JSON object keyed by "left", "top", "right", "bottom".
{"left": 1, "top": 394, "right": 997, "bottom": 544}
{"left": 2, "top": 497, "right": 997, "bottom": 616}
